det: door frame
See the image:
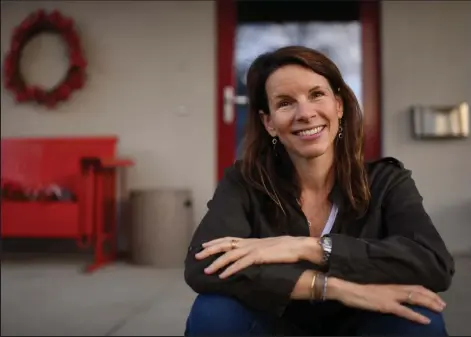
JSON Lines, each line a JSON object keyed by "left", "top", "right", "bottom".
{"left": 216, "top": 0, "right": 382, "bottom": 181}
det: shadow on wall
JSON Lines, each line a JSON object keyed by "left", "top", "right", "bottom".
{"left": 429, "top": 201, "right": 471, "bottom": 256}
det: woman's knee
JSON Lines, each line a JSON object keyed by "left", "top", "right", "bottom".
{"left": 407, "top": 305, "right": 448, "bottom": 335}
{"left": 358, "top": 304, "right": 448, "bottom": 336}
{"left": 185, "top": 294, "right": 273, "bottom": 336}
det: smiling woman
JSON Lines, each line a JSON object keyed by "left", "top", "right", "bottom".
{"left": 262, "top": 66, "right": 343, "bottom": 157}
{"left": 243, "top": 47, "right": 368, "bottom": 221}
{"left": 184, "top": 46, "right": 454, "bottom": 336}
{"left": 233, "top": 21, "right": 362, "bottom": 160}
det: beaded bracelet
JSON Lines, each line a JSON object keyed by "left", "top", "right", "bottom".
{"left": 322, "top": 275, "right": 328, "bottom": 301}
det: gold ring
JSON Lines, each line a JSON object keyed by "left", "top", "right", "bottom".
{"left": 407, "top": 291, "right": 413, "bottom": 302}
{"left": 230, "top": 239, "right": 238, "bottom": 250}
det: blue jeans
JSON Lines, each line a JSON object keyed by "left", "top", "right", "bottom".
{"left": 185, "top": 294, "right": 448, "bottom": 336}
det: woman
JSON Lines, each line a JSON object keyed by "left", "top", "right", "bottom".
{"left": 184, "top": 46, "right": 455, "bottom": 336}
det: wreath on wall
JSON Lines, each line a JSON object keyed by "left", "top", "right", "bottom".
{"left": 2, "top": 9, "right": 87, "bottom": 109}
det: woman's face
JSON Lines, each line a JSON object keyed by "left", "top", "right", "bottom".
{"left": 262, "top": 64, "right": 343, "bottom": 161}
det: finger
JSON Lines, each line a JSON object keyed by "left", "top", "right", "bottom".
{"left": 195, "top": 242, "right": 233, "bottom": 259}
{"left": 203, "top": 238, "right": 257, "bottom": 249}
{"left": 401, "top": 286, "right": 446, "bottom": 311}
{"left": 410, "top": 286, "right": 446, "bottom": 307}
{"left": 204, "top": 249, "right": 248, "bottom": 274}
{"left": 404, "top": 291, "right": 445, "bottom": 313}
{"left": 390, "top": 304, "right": 431, "bottom": 325}
{"left": 408, "top": 295, "right": 444, "bottom": 313}
{"left": 219, "top": 255, "right": 256, "bottom": 279}
{"left": 202, "top": 237, "right": 240, "bottom": 247}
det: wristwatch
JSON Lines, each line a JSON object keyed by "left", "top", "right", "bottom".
{"left": 319, "top": 235, "right": 332, "bottom": 266}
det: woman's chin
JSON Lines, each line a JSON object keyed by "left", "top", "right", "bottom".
{"left": 293, "top": 144, "right": 332, "bottom": 160}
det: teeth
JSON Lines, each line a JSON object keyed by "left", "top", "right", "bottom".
{"left": 298, "top": 126, "right": 324, "bottom": 136}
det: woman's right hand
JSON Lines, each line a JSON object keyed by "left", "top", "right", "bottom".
{"left": 329, "top": 278, "right": 447, "bottom": 325}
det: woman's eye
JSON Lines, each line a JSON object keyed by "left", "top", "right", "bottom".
{"left": 278, "top": 101, "right": 291, "bottom": 108}
{"left": 311, "top": 91, "right": 324, "bottom": 98}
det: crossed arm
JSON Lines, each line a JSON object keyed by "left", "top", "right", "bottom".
{"left": 184, "top": 166, "right": 454, "bottom": 318}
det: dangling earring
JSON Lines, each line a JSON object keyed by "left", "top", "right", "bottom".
{"left": 338, "top": 118, "right": 344, "bottom": 139}
{"left": 272, "top": 137, "right": 278, "bottom": 155}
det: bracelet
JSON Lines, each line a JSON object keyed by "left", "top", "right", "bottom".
{"left": 309, "top": 273, "right": 317, "bottom": 302}
{"left": 314, "top": 273, "right": 325, "bottom": 301}
{"left": 321, "top": 275, "right": 328, "bottom": 301}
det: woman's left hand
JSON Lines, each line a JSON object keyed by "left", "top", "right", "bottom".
{"left": 195, "top": 236, "right": 307, "bottom": 278}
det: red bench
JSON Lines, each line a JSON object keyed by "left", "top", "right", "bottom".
{"left": 1, "top": 136, "right": 133, "bottom": 272}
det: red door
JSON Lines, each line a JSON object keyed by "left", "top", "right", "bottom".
{"left": 216, "top": 0, "right": 381, "bottom": 181}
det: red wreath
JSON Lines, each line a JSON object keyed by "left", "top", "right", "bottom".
{"left": 2, "top": 9, "right": 87, "bottom": 109}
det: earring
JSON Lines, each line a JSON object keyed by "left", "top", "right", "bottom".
{"left": 272, "top": 137, "right": 278, "bottom": 155}
{"left": 338, "top": 119, "right": 344, "bottom": 139}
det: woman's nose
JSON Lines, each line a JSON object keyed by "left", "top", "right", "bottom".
{"left": 296, "top": 101, "right": 316, "bottom": 120}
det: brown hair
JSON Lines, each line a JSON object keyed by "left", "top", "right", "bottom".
{"left": 240, "top": 46, "right": 370, "bottom": 227}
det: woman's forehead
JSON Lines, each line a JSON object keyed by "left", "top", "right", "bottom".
{"left": 265, "top": 65, "right": 330, "bottom": 97}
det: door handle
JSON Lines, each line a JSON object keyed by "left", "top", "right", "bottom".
{"left": 223, "top": 86, "right": 248, "bottom": 125}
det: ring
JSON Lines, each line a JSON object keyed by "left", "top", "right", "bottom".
{"left": 230, "top": 239, "right": 238, "bottom": 250}
{"left": 407, "top": 291, "right": 413, "bottom": 303}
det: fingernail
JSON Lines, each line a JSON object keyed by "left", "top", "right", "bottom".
{"left": 204, "top": 267, "right": 210, "bottom": 273}
{"left": 423, "top": 318, "right": 431, "bottom": 324}
{"left": 195, "top": 253, "right": 204, "bottom": 260}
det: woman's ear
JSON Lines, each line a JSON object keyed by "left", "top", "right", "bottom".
{"left": 260, "top": 110, "right": 277, "bottom": 137}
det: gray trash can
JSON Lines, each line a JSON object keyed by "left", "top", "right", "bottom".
{"left": 130, "top": 189, "right": 194, "bottom": 268}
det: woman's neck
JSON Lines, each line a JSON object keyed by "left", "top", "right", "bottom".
{"left": 292, "top": 150, "right": 335, "bottom": 195}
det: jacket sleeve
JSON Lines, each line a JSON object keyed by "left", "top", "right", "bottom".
{"left": 326, "top": 165, "right": 455, "bottom": 292}
{"left": 184, "top": 166, "right": 305, "bottom": 316}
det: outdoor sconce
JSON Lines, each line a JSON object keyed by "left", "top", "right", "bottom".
{"left": 411, "top": 102, "right": 469, "bottom": 139}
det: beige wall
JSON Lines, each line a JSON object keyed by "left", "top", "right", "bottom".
{"left": 381, "top": 1, "right": 471, "bottom": 254}
{"left": 1, "top": 1, "right": 470, "bottom": 253}
{"left": 0, "top": 1, "right": 216, "bottom": 224}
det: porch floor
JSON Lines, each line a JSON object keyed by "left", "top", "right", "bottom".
{"left": 1, "top": 255, "right": 470, "bottom": 336}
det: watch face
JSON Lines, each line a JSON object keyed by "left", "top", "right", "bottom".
{"left": 321, "top": 236, "right": 332, "bottom": 252}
